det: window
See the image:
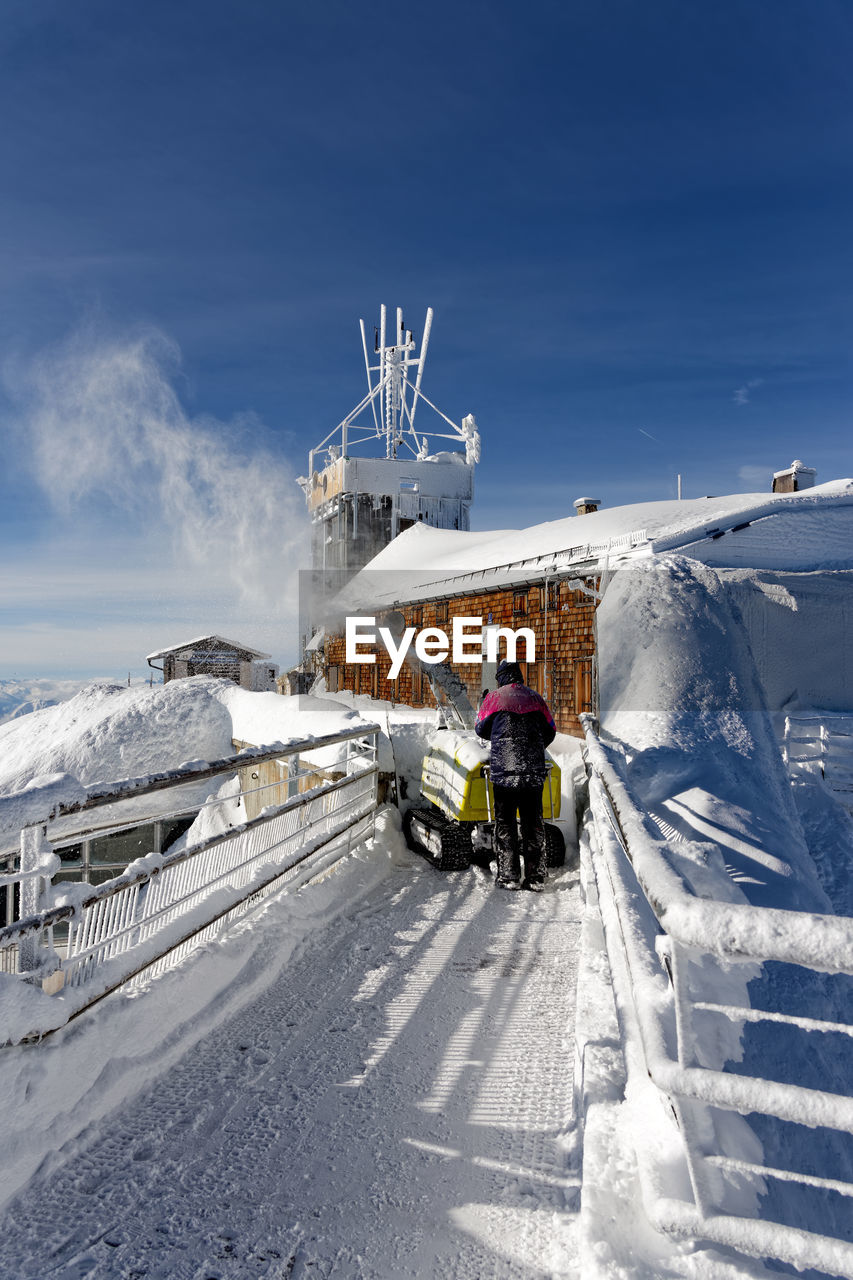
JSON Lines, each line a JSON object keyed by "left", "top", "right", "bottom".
{"left": 538, "top": 660, "right": 556, "bottom": 704}
{"left": 540, "top": 580, "right": 559, "bottom": 610}
{"left": 435, "top": 600, "right": 449, "bottom": 624}
{"left": 513, "top": 591, "right": 528, "bottom": 616}
{"left": 411, "top": 606, "right": 423, "bottom": 628}
{"left": 573, "top": 657, "right": 593, "bottom": 715}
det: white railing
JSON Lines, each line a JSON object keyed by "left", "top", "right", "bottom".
{"left": 0, "top": 726, "right": 380, "bottom": 1043}
{"left": 580, "top": 716, "right": 853, "bottom": 1278}
{"left": 784, "top": 712, "right": 853, "bottom": 798}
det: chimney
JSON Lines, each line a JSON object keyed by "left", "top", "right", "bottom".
{"left": 573, "top": 496, "right": 601, "bottom": 516}
{"left": 772, "top": 460, "right": 817, "bottom": 494}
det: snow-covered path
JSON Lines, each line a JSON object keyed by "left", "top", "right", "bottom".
{"left": 0, "top": 854, "right": 582, "bottom": 1280}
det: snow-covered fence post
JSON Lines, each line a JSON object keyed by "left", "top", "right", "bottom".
{"left": 18, "top": 824, "right": 58, "bottom": 973}
{"left": 666, "top": 939, "right": 721, "bottom": 1219}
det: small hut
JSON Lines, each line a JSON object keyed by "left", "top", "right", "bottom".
{"left": 146, "top": 635, "right": 278, "bottom": 690}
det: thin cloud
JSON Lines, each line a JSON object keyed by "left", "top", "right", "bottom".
{"left": 733, "top": 377, "right": 764, "bottom": 406}
{"left": 738, "top": 464, "right": 771, "bottom": 490}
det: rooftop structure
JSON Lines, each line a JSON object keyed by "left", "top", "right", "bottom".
{"left": 296, "top": 306, "right": 481, "bottom": 579}
{"left": 772, "top": 458, "right": 818, "bottom": 493}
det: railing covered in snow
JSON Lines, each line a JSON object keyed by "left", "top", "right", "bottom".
{"left": 0, "top": 726, "right": 380, "bottom": 1044}
{"left": 784, "top": 711, "right": 853, "bottom": 801}
{"left": 580, "top": 715, "right": 853, "bottom": 1278}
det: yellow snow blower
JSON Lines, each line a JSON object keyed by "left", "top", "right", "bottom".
{"left": 403, "top": 728, "right": 565, "bottom": 872}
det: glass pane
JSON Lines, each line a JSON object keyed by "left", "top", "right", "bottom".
{"left": 90, "top": 867, "right": 123, "bottom": 887}
{"left": 55, "top": 842, "right": 83, "bottom": 866}
{"left": 159, "top": 814, "right": 195, "bottom": 852}
{"left": 0, "top": 883, "right": 19, "bottom": 927}
{"left": 89, "top": 824, "right": 155, "bottom": 865}
{"left": 54, "top": 870, "right": 83, "bottom": 886}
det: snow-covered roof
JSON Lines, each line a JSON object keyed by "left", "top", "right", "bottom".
{"left": 146, "top": 635, "right": 271, "bottom": 662}
{"left": 305, "top": 627, "right": 326, "bottom": 653}
{"left": 339, "top": 479, "right": 853, "bottom": 607}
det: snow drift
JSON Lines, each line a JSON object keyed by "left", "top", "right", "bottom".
{"left": 598, "top": 556, "right": 830, "bottom": 914}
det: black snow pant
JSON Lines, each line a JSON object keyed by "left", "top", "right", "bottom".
{"left": 492, "top": 784, "right": 546, "bottom": 884}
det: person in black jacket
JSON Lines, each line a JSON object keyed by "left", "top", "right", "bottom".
{"left": 475, "top": 659, "right": 557, "bottom": 891}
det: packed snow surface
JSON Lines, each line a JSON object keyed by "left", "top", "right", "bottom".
{"left": 0, "top": 822, "right": 586, "bottom": 1279}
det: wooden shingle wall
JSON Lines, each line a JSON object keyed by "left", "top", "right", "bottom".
{"left": 324, "top": 576, "right": 598, "bottom": 736}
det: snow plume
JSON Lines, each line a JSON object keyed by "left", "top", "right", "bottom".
{"left": 8, "top": 325, "right": 307, "bottom": 613}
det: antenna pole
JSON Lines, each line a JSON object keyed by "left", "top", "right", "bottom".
{"left": 392, "top": 305, "right": 404, "bottom": 452}
{"left": 411, "top": 306, "right": 433, "bottom": 434}
{"left": 359, "top": 318, "right": 380, "bottom": 436}
{"left": 379, "top": 304, "right": 387, "bottom": 456}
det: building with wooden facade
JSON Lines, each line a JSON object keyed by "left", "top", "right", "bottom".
{"left": 324, "top": 573, "right": 600, "bottom": 737}
{"left": 315, "top": 469, "right": 853, "bottom": 737}
{"left": 147, "top": 635, "right": 279, "bottom": 690}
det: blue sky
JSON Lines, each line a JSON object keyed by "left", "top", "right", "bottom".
{"left": 1, "top": 0, "right": 852, "bottom": 676}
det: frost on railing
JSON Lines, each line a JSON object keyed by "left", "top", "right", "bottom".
{"left": 784, "top": 712, "right": 853, "bottom": 800}
{"left": 580, "top": 716, "right": 853, "bottom": 1278}
{"left": 0, "top": 727, "right": 380, "bottom": 1044}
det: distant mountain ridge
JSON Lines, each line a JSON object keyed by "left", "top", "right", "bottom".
{"left": 0, "top": 678, "right": 91, "bottom": 726}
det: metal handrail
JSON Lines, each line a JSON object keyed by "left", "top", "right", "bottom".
{"left": 582, "top": 720, "right": 853, "bottom": 974}
{"left": 0, "top": 766, "right": 377, "bottom": 952}
{"left": 0, "top": 725, "right": 381, "bottom": 855}
{"left": 580, "top": 714, "right": 853, "bottom": 1276}
{"left": 0, "top": 726, "right": 381, "bottom": 1041}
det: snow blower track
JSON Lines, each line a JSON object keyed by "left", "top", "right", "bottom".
{"left": 0, "top": 852, "right": 582, "bottom": 1280}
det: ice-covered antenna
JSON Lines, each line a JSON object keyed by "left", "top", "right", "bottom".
{"left": 359, "top": 318, "right": 381, "bottom": 436}
{"left": 306, "top": 306, "right": 481, "bottom": 473}
{"left": 410, "top": 306, "right": 432, "bottom": 434}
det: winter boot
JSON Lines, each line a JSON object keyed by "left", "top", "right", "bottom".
{"left": 495, "top": 842, "right": 522, "bottom": 890}
{"left": 521, "top": 874, "right": 546, "bottom": 892}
